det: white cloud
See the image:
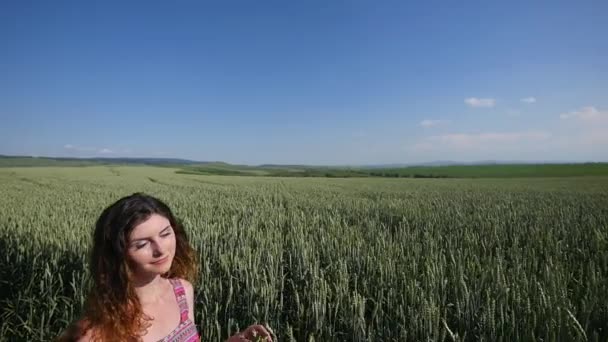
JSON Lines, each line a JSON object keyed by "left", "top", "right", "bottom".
{"left": 407, "top": 106, "right": 608, "bottom": 161}
{"left": 433, "top": 131, "right": 550, "bottom": 146}
{"left": 414, "top": 131, "right": 551, "bottom": 150}
{"left": 585, "top": 129, "right": 608, "bottom": 145}
{"left": 560, "top": 106, "right": 607, "bottom": 121}
{"left": 419, "top": 119, "right": 450, "bottom": 127}
{"left": 465, "top": 97, "right": 496, "bottom": 108}
{"left": 64, "top": 144, "right": 126, "bottom": 155}
{"left": 521, "top": 97, "right": 537, "bottom": 104}
{"left": 558, "top": 106, "right": 608, "bottom": 148}
{"left": 63, "top": 144, "right": 95, "bottom": 152}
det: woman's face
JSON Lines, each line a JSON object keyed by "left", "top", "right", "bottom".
{"left": 126, "top": 213, "right": 176, "bottom": 277}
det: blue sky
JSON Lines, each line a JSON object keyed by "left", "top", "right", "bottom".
{"left": 1, "top": 1, "right": 607, "bottom": 165}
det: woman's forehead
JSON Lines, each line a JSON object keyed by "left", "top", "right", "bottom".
{"left": 129, "top": 214, "right": 170, "bottom": 239}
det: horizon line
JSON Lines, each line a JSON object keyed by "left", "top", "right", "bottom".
{"left": 1, "top": 153, "right": 607, "bottom": 168}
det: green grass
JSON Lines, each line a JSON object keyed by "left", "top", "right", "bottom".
{"left": 365, "top": 163, "right": 608, "bottom": 178}
{"left": 1, "top": 166, "right": 607, "bottom": 341}
{"left": 3, "top": 156, "right": 607, "bottom": 178}
{"left": 176, "top": 165, "right": 371, "bottom": 178}
{"left": 177, "top": 163, "right": 608, "bottom": 178}
{"left": 0, "top": 156, "right": 105, "bottom": 167}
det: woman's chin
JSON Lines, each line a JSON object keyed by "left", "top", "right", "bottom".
{"left": 152, "top": 260, "right": 173, "bottom": 274}
{"left": 149, "top": 264, "right": 172, "bottom": 274}
{"left": 136, "top": 264, "right": 172, "bottom": 277}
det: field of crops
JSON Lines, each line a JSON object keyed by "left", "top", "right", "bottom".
{"left": 1, "top": 166, "right": 607, "bottom": 341}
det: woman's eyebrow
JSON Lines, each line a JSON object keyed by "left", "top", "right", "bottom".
{"left": 130, "top": 225, "right": 171, "bottom": 243}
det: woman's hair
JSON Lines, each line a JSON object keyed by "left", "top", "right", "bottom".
{"left": 71, "top": 192, "right": 198, "bottom": 341}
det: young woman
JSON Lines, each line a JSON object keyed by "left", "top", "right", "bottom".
{"left": 59, "top": 193, "right": 273, "bottom": 342}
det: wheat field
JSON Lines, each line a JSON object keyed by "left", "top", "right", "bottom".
{"left": 1, "top": 166, "right": 607, "bottom": 341}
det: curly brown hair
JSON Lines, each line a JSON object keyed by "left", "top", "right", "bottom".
{"left": 59, "top": 193, "right": 198, "bottom": 341}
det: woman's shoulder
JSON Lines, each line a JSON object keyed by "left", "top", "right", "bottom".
{"left": 56, "top": 319, "right": 96, "bottom": 342}
{"left": 170, "top": 277, "right": 194, "bottom": 298}
{"left": 170, "top": 277, "right": 195, "bottom": 321}
{"left": 180, "top": 278, "right": 193, "bottom": 292}
{"left": 75, "top": 327, "right": 96, "bottom": 342}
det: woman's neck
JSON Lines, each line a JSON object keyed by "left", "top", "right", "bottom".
{"left": 132, "top": 273, "right": 168, "bottom": 305}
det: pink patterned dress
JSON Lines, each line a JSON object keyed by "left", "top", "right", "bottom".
{"left": 157, "top": 278, "right": 200, "bottom": 342}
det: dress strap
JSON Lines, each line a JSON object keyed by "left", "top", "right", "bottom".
{"left": 169, "top": 278, "right": 189, "bottom": 323}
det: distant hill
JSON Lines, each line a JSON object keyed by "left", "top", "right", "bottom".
{"left": 1, "top": 155, "right": 607, "bottom": 178}
{"left": 359, "top": 160, "right": 585, "bottom": 168}
{"left": 0, "top": 155, "right": 208, "bottom": 167}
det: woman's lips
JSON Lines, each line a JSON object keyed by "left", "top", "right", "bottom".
{"left": 151, "top": 256, "right": 169, "bottom": 265}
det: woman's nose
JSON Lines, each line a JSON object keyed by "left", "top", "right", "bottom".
{"left": 151, "top": 240, "right": 165, "bottom": 256}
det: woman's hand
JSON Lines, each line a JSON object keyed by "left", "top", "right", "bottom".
{"left": 225, "top": 323, "right": 274, "bottom": 342}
